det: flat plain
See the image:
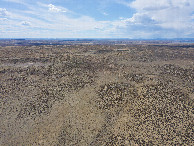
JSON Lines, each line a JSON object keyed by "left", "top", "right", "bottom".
{"left": 0, "top": 43, "right": 193, "bottom": 145}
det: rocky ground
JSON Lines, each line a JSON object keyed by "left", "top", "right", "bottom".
{"left": 0, "top": 44, "right": 193, "bottom": 145}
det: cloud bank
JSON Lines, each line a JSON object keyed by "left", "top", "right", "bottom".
{"left": 122, "top": 0, "right": 194, "bottom": 38}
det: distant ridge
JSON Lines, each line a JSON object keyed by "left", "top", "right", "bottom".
{"left": 0, "top": 38, "right": 194, "bottom": 47}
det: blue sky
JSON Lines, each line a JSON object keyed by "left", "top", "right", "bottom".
{"left": 0, "top": 0, "right": 194, "bottom": 38}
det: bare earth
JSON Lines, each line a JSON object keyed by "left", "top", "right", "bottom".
{"left": 0, "top": 44, "right": 193, "bottom": 145}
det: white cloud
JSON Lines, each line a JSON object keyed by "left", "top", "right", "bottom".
{"left": 21, "top": 21, "right": 31, "bottom": 26}
{"left": 127, "top": 13, "right": 156, "bottom": 25}
{"left": 2, "top": 0, "right": 28, "bottom": 6}
{"left": 102, "top": 12, "right": 108, "bottom": 16}
{"left": 115, "top": 0, "right": 131, "bottom": 7}
{"left": 0, "top": 8, "right": 8, "bottom": 17}
{"left": 48, "top": 4, "right": 67, "bottom": 13}
{"left": 0, "top": 18, "right": 7, "bottom": 21}
{"left": 117, "top": 0, "right": 194, "bottom": 38}
{"left": 3, "top": 0, "right": 23, "bottom": 3}
{"left": 130, "top": 0, "right": 170, "bottom": 11}
{"left": 130, "top": 0, "right": 194, "bottom": 28}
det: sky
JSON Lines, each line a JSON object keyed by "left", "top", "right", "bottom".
{"left": 0, "top": 0, "right": 194, "bottom": 38}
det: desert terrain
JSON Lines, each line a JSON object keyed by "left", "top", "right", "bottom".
{"left": 0, "top": 43, "right": 193, "bottom": 145}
